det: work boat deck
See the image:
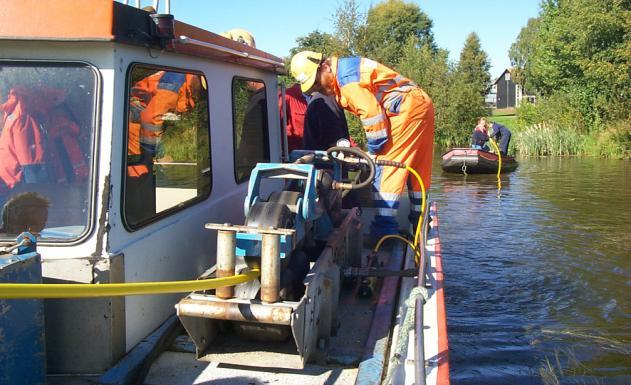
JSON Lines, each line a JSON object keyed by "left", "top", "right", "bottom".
{"left": 0, "top": 1, "right": 447, "bottom": 384}
{"left": 44, "top": 205, "right": 448, "bottom": 385}
{"left": 138, "top": 204, "right": 448, "bottom": 385}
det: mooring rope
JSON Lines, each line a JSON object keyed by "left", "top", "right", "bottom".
{"left": 382, "top": 286, "right": 429, "bottom": 385}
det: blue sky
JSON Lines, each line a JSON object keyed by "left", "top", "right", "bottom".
{"left": 132, "top": 0, "right": 540, "bottom": 79}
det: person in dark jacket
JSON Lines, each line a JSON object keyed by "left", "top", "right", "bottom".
{"left": 303, "top": 91, "right": 350, "bottom": 150}
{"left": 303, "top": 92, "right": 359, "bottom": 210}
{"left": 490, "top": 122, "right": 512, "bottom": 155}
{"left": 471, "top": 117, "right": 490, "bottom": 150}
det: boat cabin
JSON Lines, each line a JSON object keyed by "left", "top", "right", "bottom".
{"left": 0, "top": 0, "right": 286, "bottom": 373}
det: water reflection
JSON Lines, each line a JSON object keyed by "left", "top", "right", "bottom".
{"left": 431, "top": 155, "right": 631, "bottom": 384}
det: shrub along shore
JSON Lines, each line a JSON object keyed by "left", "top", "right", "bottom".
{"left": 486, "top": 111, "right": 630, "bottom": 159}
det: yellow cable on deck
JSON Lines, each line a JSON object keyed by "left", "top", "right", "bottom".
{"left": 0, "top": 269, "right": 260, "bottom": 299}
{"left": 488, "top": 137, "right": 502, "bottom": 194}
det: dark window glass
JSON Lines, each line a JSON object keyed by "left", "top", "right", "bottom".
{"left": 0, "top": 62, "right": 97, "bottom": 241}
{"left": 232, "top": 78, "right": 269, "bottom": 183}
{"left": 124, "top": 65, "right": 210, "bottom": 228}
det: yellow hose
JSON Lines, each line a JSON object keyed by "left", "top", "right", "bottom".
{"left": 373, "top": 234, "right": 421, "bottom": 264}
{"left": 0, "top": 269, "right": 260, "bottom": 299}
{"left": 488, "top": 138, "right": 502, "bottom": 193}
{"left": 372, "top": 164, "right": 426, "bottom": 265}
{"left": 405, "top": 165, "right": 426, "bottom": 250}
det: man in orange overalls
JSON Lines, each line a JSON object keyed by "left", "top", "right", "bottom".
{"left": 127, "top": 71, "right": 198, "bottom": 178}
{"left": 290, "top": 51, "right": 435, "bottom": 237}
{"left": 125, "top": 71, "right": 200, "bottom": 224}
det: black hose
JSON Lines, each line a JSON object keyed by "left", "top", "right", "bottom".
{"left": 375, "top": 159, "right": 406, "bottom": 169}
{"left": 326, "top": 146, "right": 376, "bottom": 190}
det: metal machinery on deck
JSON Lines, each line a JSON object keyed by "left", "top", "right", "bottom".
{"left": 176, "top": 147, "right": 373, "bottom": 368}
{"left": 0, "top": 233, "right": 45, "bottom": 385}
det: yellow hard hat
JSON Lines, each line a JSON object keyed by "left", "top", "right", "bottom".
{"left": 223, "top": 28, "right": 256, "bottom": 48}
{"left": 290, "top": 51, "right": 323, "bottom": 93}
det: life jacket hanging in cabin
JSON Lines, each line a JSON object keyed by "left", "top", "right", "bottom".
{"left": 0, "top": 86, "right": 87, "bottom": 189}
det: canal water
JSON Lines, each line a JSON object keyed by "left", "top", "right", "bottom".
{"left": 429, "top": 156, "right": 630, "bottom": 385}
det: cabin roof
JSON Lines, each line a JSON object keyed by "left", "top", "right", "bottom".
{"left": 0, "top": 0, "right": 286, "bottom": 74}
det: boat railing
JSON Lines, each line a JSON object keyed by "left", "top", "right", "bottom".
{"left": 177, "top": 35, "right": 286, "bottom": 68}
{"left": 414, "top": 200, "right": 431, "bottom": 385}
{"left": 382, "top": 197, "right": 431, "bottom": 385}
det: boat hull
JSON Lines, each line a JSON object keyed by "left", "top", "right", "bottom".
{"left": 441, "top": 148, "right": 518, "bottom": 174}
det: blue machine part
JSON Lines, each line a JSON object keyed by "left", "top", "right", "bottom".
{"left": 244, "top": 162, "right": 318, "bottom": 223}
{"left": 236, "top": 233, "right": 293, "bottom": 258}
{"left": 16, "top": 231, "right": 37, "bottom": 255}
{"left": 240, "top": 154, "right": 343, "bottom": 258}
{"left": 244, "top": 151, "right": 342, "bottom": 222}
{"left": 0, "top": 234, "right": 45, "bottom": 385}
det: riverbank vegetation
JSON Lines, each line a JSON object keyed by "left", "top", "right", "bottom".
{"left": 509, "top": 0, "right": 630, "bottom": 159}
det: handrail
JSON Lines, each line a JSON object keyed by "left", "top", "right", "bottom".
{"left": 414, "top": 200, "right": 431, "bottom": 385}
{"left": 380, "top": 197, "right": 431, "bottom": 385}
{"left": 177, "top": 35, "right": 285, "bottom": 68}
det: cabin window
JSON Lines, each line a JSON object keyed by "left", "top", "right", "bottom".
{"left": 124, "top": 65, "right": 210, "bottom": 229}
{"left": 232, "top": 78, "right": 270, "bottom": 183}
{"left": 0, "top": 61, "right": 97, "bottom": 242}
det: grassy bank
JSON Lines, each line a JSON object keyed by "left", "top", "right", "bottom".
{"left": 488, "top": 114, "right": 517, "bottom": 131}
{"left": 486, "top": 111, "right": 630, "bottom": 159}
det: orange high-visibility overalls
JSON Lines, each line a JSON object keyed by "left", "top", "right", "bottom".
{"left": 331, "top": 57, "right": 435, "bottom": 236}
{"left": 127, "top": 71, "right": 197, "bottom": 177}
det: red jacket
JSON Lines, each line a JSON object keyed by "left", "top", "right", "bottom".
{"left": 279, "top": 84, "right": 307, "bottom": 152}
{"left": 0, "top": 86, "right": 88, "bottom": 188}
{"left": 0, "top": 87, "right": 46, "bottom": 188}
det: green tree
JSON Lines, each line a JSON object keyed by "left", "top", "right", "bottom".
{"left": 332, "top": 0, "right": 365, "bottom": 56}
{"left": 397, "top": 37, "right": 453, "bottom": 144}
{"left": 525, "top": 0, "right": 630, "bottom": 123}
{"left": 289, "top": 30, "right": 343, "bottom": 58}
{"left": 442, "top": 78, "right": 488, "bottom": 147}
{"left": 457, "top": 32, "right": 491, "bottom": 96}
{"left": 509, "top": 17, "right": 540, "bottom": 90}
{"left": 362, "top": 0, "right": 434, "bottom": 67}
